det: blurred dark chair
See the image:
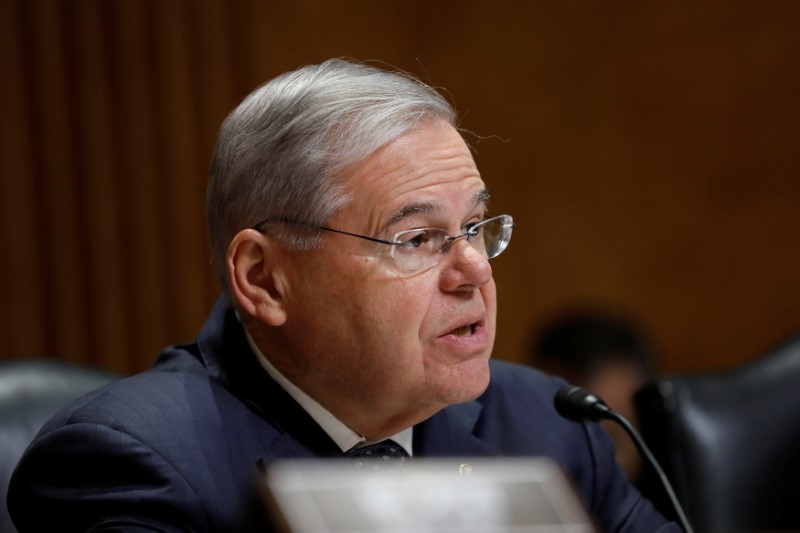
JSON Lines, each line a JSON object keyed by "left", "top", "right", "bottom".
{"left": 635, "top": 333, "right": 800, "bottom": 532}
{"left": 0, "top": 358, "right": 118, "bottom": 533}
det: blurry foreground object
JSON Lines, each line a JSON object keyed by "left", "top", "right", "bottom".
{"left": 264, "top": 457, "right": 594, "bottom": 532}
{"left": 635, "top": 332, "right": 800, "bottom": 532}
{"left": 0, "top": 359, "right": 118, "bottom": 533}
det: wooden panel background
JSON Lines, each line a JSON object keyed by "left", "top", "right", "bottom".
{"left": 2, "top": 1, "right": 799, "bottom": 375}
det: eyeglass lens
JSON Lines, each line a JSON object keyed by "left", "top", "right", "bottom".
{"left": 390, "top": 215, "right": 513, "bottom": 272}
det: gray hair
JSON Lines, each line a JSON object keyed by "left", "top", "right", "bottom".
{"left": 207, "top": 58, "right": 457, "bottom": 293}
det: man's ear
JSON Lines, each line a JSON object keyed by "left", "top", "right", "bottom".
{"left": 226, "top": 229, "right": 288, "bottom": 326}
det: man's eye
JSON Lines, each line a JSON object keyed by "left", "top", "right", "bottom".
{"left": 402, "top": 232, "right": 429, "bottom": 249}
{"left": 464, "top": 221, "right": 483, "bottom": 235}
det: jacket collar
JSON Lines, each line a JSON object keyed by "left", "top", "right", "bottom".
{"left": 195, "top": 296, "right": 235, "bottom": 384}
{"left": 414, "top": 398, "right": 499, "bottom": 457}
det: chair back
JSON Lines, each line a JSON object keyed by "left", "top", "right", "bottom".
{"left": 0, "top": 359, "right": 118, "bottom": 533}
{"left": 635, "top": 333, "right": 800, "bottom": 532}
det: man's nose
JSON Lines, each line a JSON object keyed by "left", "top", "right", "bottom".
{"left": 438, "top": 237, "right": 492, "bottom": 291}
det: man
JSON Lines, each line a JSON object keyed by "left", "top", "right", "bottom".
{"left": 9, "top": 59, "right": 679, "bottom": 531}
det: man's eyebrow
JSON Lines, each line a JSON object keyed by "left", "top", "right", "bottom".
{"left": 384, "top": 201, "right": 441, "bottom": 229}
{"left": 475, "top": 188, "right": 491, "bottom": 206}
{"left": 383, "top": 189, "right": 491, "bottom": 231}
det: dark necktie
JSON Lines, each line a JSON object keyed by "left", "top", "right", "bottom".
{"left": 346, "top": 439, "right": 409, "bottom": 469}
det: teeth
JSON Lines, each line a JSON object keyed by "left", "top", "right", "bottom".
{"left": 451, "top": 325, "right": 472, "bottom": 337}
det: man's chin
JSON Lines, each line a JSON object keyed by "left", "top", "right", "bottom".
{"left": 439, "top": 359, "right": 492, "bottom": 405}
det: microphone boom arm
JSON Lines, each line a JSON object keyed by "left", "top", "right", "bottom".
{"left": 603, "top": 409, "right": 693, "bottom": 533}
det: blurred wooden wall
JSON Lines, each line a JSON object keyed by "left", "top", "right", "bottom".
{"left": 2, "top": 1, "right": 800, "bottom": 375}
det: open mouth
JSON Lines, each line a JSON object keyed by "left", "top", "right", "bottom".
{"left": 449, "top": 323, "right": 476, "bottom": 337}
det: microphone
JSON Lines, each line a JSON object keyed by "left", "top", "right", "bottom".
{"left": 554, "top": 385, "right": 694, "bottom": 533}
{"left": 554, "top": 385, "right": 612, "bottom": 422}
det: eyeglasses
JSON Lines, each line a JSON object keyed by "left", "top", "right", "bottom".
{"left": 254, "top": 214, "right": 515, "bottom": 274}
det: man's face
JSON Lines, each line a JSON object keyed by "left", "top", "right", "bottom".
{"left": 276, "top": 120, "right": 497, "bottom": 431}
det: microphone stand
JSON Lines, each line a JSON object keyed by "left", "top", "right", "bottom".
{"left": 603, "top": 409, "right": 693, "bottom": 533}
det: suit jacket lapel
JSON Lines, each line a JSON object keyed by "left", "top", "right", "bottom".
{"left": 414, "top": 399, "right": 500, "bottom": 457}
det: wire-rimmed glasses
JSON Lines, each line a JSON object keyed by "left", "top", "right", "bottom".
{"left": 253, "top": 214, "right": 515, "bottom": 274}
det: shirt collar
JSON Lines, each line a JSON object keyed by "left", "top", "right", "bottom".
{"left": 243, "top": 325, "right": 413, "bottom": 456}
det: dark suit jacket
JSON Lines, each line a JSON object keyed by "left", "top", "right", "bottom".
{"left": 8, "top": 298, "right": 677, "bottom": 532}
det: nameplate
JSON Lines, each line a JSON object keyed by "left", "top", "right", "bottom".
{"left": 263, "top": 457, "right": 595, "bottom": 532}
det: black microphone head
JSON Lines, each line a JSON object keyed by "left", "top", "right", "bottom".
{"left": 554, "top": 385, "right": 611, "bottom": 422}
